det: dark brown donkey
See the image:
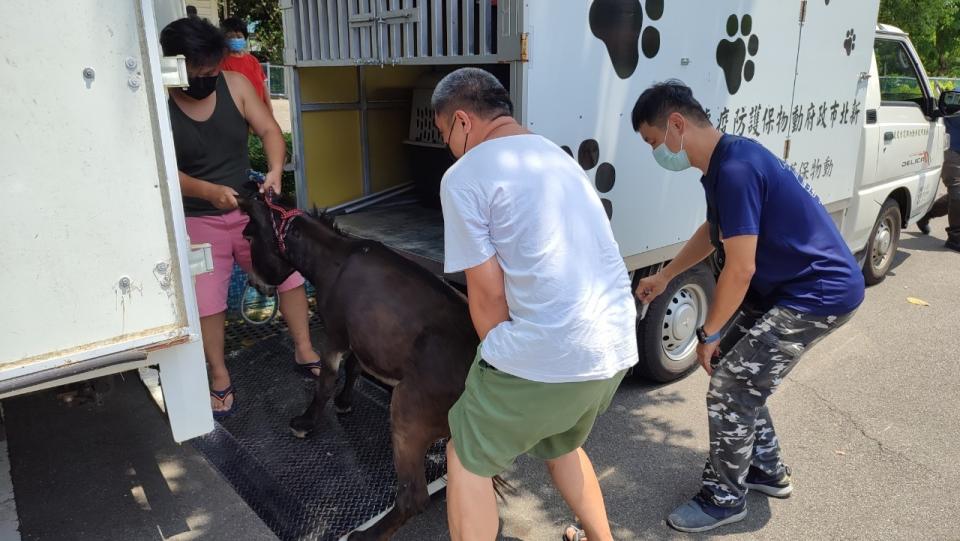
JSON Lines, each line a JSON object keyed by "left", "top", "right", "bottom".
{"left": 238, "top": 194, "right": 480, "bottom": 540}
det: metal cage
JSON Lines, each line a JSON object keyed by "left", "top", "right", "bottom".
{"left": 280, "top": 0, "right": 524, "bottom": 66}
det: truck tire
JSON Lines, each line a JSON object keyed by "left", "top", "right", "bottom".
{"left": 862, "top": 198, "right": 901, "bottom": 286}
{"left": 634, "top": 264, "right": 716, "bottom": 383}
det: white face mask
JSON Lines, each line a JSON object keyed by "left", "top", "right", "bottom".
{"left": 652, "top": 120, "right": 691, "bottom": 172}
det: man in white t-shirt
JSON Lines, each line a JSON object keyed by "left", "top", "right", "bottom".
{"left": 434, "top": 68, "right": 638, "bottom": 541}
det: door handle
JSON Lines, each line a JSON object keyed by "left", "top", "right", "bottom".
{"left": 884, "top": 132, "right": 895, "bottom": 143}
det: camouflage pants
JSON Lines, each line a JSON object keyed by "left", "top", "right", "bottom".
{"left": 701, "top": 303, "right": 855, "bottom": 507}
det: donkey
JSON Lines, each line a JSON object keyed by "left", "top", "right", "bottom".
{"left": 238, "top": 194, "right": 483, "bottom": 540}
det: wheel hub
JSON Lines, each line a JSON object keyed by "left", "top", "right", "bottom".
{"left": 661, "top": 285, "right": 707, "bottom": 362}
{"left": 876, "top": 226, "right": 891, "bottom": 257}
{"left": 872, "top": 218, "right": 895, "bottom": 270}
{"left": 671, "top": 304, "right": 697, "bottom": 342}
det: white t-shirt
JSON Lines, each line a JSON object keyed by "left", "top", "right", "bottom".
{"left": 440, "top": 134, "right": 638, "bottom": 383}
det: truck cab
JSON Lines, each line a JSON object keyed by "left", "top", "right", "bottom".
{"left": 847, "top": 24, "right": 946, "bottom": 284}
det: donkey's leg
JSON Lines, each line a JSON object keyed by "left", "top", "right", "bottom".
{"left": 349, "top": 384, "right": 443, "bottom": 541}
{"left": 289, "top": 349, "right": 347, "bottom": 438}
{"left": 334, "top": 353, "right": 361, "bottom": 414}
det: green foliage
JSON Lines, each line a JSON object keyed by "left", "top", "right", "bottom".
{"left": 248, "top": 132, "right": 296, "bottom": 196}
{"left": 224, "top": 0, "right": 284, "bottom": 64}
{"left": 879, "top": 0, "right": 960, "bottom": 76}
{"left": 936, "top": 79, "right": 957, "bottom": 92}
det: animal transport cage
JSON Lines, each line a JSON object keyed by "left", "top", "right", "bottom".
{"left": 280, "top": 0, "right": 525, "bottom": 66}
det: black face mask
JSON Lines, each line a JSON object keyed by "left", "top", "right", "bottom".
{"left": 183, "top": 75, "right": 218, "bottom": 100}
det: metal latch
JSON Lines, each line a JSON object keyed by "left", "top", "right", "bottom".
{"left": 161, "top": 55, "right": 188, "bottom": 88}
{"left": 188, "top": 243, "right": 214, "bottom": 276}
{"left": 380, "top": 8, "right": 419, "bottom": 22}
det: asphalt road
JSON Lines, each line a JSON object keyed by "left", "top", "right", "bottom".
{"left": 395, "top": 213, "right": 960, "bottom": 540}
{"left": 7, "top": 214, "right": 955, "bottom": 541}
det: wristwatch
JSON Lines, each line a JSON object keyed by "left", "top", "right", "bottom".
{"left": 696, "top": 326, "right": 722, "bottom": 345}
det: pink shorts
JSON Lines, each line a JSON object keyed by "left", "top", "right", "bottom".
{"left": 186, "top": 209, "right": 305, "bottom": 317}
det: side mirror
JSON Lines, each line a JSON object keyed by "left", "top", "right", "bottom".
{"left": 939, "top": 90, "right": 960, "bottom": 117}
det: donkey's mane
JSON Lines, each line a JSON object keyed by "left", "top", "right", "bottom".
{"left": 307, "top": 207, "right": 344, "bottom": 235}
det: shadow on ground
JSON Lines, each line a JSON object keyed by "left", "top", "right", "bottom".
{"left": 899, "top": 231, "right": 954, "bottom": 253}
{"left": 4, "top": 375, "right": 274, "bottom": 541}
{"left": 396, "top": 375, "right": 775, "bottom": 540}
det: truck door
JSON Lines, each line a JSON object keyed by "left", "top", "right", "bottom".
{"left": 873, "top": 36, "right": 942, "bottom": 216}
{"left": 785, "top": 0, "right": 880, "bottom": 216}
{"left": 0, "top": 1, "right": 199, "bottom": 381}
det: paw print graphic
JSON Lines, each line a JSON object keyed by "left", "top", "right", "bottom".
{"left": 562, "top": 140, "right": 616, "bottom": 220}
{"left": 589, "top": 0, "right": 664, "bottom": 80}
{"left": 843, "top": 29, "right": 856, "bottom": 56}
{"left": 716, "top": 14, "right": 759, "bottom": 95}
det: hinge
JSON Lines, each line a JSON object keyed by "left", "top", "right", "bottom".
{"left": 783, "top": 138, "right": 792, "bottom": 160}
{"left": 188, "top": 243, "right": 214, "bottom": 276}
{"left": 520, "top": 33, "right": 529, "bottom": 62}
{"left": 799, "top": 0, "right": 808, "bottom": 23}
{"left": 160, "top": 55, "right": 188, "bottom": 88}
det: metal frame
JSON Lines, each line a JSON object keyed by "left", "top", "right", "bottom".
{"left": 281, "top": 0, "right": 524, "bottom": 67}
{"left": 358, "top": 67, "right": 373, "bottom": 195}
{"left": 282, "top": 0, "right": 527, "bottom": 208}
{"left": 290, "top": 67, "right": 310, "bottom": 210}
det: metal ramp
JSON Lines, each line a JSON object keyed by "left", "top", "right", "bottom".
{"left": 336, "top": 202, "right": 447, "bottom": 278}
{"left": 190, "top": 322, "right": 447, "bottom": 541}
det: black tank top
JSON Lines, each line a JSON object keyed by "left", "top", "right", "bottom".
{"left": 169, "top": 75, "right": 250, "bottom": 216}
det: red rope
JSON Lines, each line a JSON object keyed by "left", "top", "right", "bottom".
{"left": 262, "top": 189, "right": 303, "bottom": 255}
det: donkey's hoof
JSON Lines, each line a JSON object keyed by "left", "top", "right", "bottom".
{"left": 289, "top": 426, "right": 311, "bottom": 439}
{"left": 289, "top": 417, "right": 314, "bottom": 439}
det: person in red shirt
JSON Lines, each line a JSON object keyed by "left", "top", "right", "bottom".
{"left": 220, "top": 17, "right": 273, "bottom": 114}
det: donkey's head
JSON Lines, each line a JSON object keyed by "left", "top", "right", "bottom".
{"left": 238, "top": 192, "right": 299, "bottom": 287}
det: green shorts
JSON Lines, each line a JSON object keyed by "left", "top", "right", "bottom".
{"left": 448, "top": 349, "right": 627, "bottom": 477}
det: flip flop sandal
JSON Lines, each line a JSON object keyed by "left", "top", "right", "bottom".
{"left": 562, "top": 524, "right": 586, "bottom": 541}
{"left": 210, "top": 385, "right": 236, "bottom": 419}
{"left": 294, "top": 359, "right": 323, "bottom": 379}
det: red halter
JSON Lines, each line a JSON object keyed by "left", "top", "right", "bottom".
{"left": 262, "top": 189, "right": 303, "bottom": 255}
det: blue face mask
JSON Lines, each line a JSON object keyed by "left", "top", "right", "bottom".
{"left": 652, "top": 121, "right": 691, "bottom": 172}
{"left": 227, "top": 38, "right": 246, "bottom": 52}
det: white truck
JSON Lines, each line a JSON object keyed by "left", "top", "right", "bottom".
{"left": 0, "top": 0, "right": 213, "bottom": 442}
{"left": 2, "top": 0, "right": 950, "bottom": 410}
{"left": 277, "top": 0, "right": 952, "bottom": 382}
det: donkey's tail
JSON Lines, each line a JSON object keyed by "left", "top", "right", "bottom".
{"left": 492, "top": 475, "right": 516, "bottom": 501}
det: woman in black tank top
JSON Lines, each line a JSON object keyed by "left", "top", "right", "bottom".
{"left": 169, "top": 74, "right": 250, "bottom": 216}
{"left": 160, "top": 17, "right": 321, "bottom": 417}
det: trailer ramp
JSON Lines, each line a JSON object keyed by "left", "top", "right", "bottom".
{"left": 191, "top": 323, "right": 447, "bottom": 541}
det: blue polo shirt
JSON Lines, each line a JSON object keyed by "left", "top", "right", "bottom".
{"left": 945, "top": 116, "right": 960, "bottom": 152}
{"left": 701, "top": 135, "right": 864, "bottom": 315}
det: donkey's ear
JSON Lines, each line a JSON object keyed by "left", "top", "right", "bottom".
{"left": 236, "top": 195, "right": 253, "bottom": 214}
{"left": 240, "top": 180, "right": 262, "bottom": 198}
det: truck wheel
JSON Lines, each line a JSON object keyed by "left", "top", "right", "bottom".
{"left": 634, "top": 264, "right": 716, "bottom": 382}
{"left": 862, "top": 198, "right": 902, "bottom": 286}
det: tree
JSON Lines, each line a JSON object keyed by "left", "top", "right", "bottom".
{"left": 222, "top": 0, "right": 285, "bottom": 64}
{"left": 879, "top": 0, "right": 960, "bottom": 76}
